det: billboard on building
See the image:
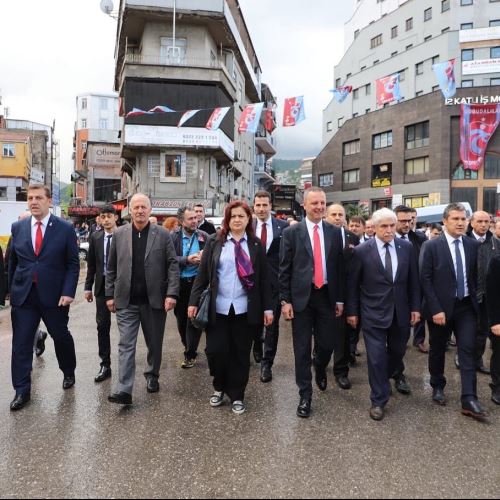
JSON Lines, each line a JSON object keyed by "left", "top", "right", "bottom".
{"left": 462, "top": 58, "right": 500, "bottom": 75}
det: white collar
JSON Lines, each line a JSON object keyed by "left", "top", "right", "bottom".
{"left": 32, "top": 214, "right": 51, "bottom": 227}
{"left": 376, "top": 236, "right": 394, "bottom": 249}
{"left": 472, "top": 231, "right": 485, "bottom": 241}
{"left": 257, "top": 216, "right": 272, "bottom": 227}
{"left": 444, "top": 231, "right": 463, "bottom": 244}
{"left": 305, "top": 218, "right": 323, "bottom": 230}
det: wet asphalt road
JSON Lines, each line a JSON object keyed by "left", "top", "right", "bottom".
{"left": 0, "top": 277, "right": 498, "bottom": 498}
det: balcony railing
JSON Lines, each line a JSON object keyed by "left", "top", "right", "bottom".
{"left": 124, "top": 53, "right": 228, "bottom": 71}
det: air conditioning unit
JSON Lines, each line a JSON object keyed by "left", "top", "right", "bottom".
{"left": 234, "top": 150, "right": 242, "bottom": 161}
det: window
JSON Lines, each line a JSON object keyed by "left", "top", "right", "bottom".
{"left": 354, "top": 29, "right": 360, "bottom": 39}
{"left": 404, "top": 195, "right": 430, "bottom": 208}
{"left": 343, "top": 169, "right": 360, "bottom": 184}
{"left": 442, "top": 27, "right": 450, "bottom": 33}
{"left": 425, "top": 35, "right": 432, "bottom": 42}
{"left": 490, "top": 20, "right": 500, "bottom": 27}
{"left": 461, "top": 23, "right": 473, "bottom": 29}
{"left": 353, "top": 113, "right": 359, "bottom": 117}
{"left": 452, "top": 164, "right": 478, "bottom": 180}
{"left": 319, "top": 173, "right": 334, "bottom": 187}
{"left": 424, "top": 8, "right": 432, "bottom": 21}
{"left": 366, "top": 108, "right": 371, "bottom": 114}
{"left": 416, "top": 62, "right": 424, "bottom": 75}
{"left": 399, "top": 69, "right": 406, "bottom": 81}
{"left": 147, "top": 155, "right": 161, "bottom": 178}
{"left": 483, "top": 188, "right": 499, "bottom": 215}
{"left": 346, "top": 73, "right": 352, "bottom": 79}
{"left": 433, "top": 85, "right": 440, "bottom": 91}
{"left": 160, "top": 37, "right": 187, "bottom": 64}
{"left": 160, "top": 152, "right": 186, "bottom": 182}
{"left": 2, "top": 144, "right": 15, "bottom": 157}
{"left": 335, "top": 78, "right": 341, "bottom": 88}
{"left": 373, "top": 131, "right": 393, "bottom": 150}
{"left": 462, "top": 49, "right": 474, "bottom": 61}
{"left": 100, "top": 98, "right": 108, "bottom": 110}
{"left": 353, "top": 89, "right": 359, "bottom": 100}
{"left": 462, "top": 80, "right": 474, "bottom": 87}
{"left": 406, "top": 44, "right": 413, "bottom": 50}
{"left": 460, "top": 0, "right": 473, "bottom": 5}
{"left": 442, "top": 0, "right": 450, "bottom": 12}
{"left": 94, "top": 179, "right": 121, "bottom": 203}
{"left": 406, "top": 121, "right": 430, "bottom": 149}
{"left": 338, "top": 117, "right": 344, "bottom": 128}
{"left": 343, "top": 139, "right": 360, "bottom": 156}
{"left": 391, "top": 26, "right": 398, "bottom": 38}
{"left": 391, "top": 51, "right": 398, "bottom": 57}
{"left": 99, "top": 119, "right": 108, "bottom": 130}
{"left": 416, "top": 91, "right": 424, "bottom": 96}
{"left": 366, "top": 83, "right": 371, "bottom": 95}
{"left": 81, "top": 119, "right": 87, "bottom": 129}
{"left": 406, "top": 157, "right": 430, "bottom": 175}
{"left": 372, "top": 163, "right": 392, "bottom": 188}
{"left": 491, "top": 46, "right": 500, "bottom": 58}
{"left": 492, "top": 78, "right": 500, "bottom": 85}
{"left": 451, "top": 188, "right": 477, "bottom": 211}
{"left": 371, "top": 34, "right": 383, "bottom": 48}
{"left": 485, "top": 155, "right": 500, "bottom": 179}
{"left": 432, "top": 55, "right": 440, "bottom": 65}
{"left": 406, "top": 18, "right": 413, "bottom": 31}
{"left": 373, "top": 59, "right": 380, "bottom": 65}
{"left": 326, "top": 121, "right": 333, "bottom": 132}
{"left": 81, "top": 98, "right": 87, "bottom": 110}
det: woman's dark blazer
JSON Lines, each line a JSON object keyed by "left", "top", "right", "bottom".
{"left": 189, "top": 233, "right": 273, "bottom": 327}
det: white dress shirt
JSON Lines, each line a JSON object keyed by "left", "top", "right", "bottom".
{"left": 31, "top": 214, "right": 51, "bottom": 251}
{"left": 256, "top": 216, "right": 273, "bottom": 253}
{"left": 103, "top": 231, "right": 113, "bottom": 276}
{"left": 396, "top": 232, "right": 409, "bottom": 241}
{"left": 444, "top": 231, "right": 469, "bottom": 297}
{"left": 472, "top": 231, "right": 486, "bottom": 243}
{"left": 305, "top": 218, "right": 328, "bottom": 285}
{"left": 375, "top": 237, "right": 398, "bottom": 281}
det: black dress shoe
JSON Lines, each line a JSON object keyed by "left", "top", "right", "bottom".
{"left": 260, "top": 365, "right": 272, "bottom": 383}
{"left": 369, "top": 406, "right": 384, "bottom": 421}
{"left": 491, "top": 391, "right": 500, "bottom": 405}
{"left": 108, "top": 392, "right": 132, "bottom": 405}
{"left": 394, "top": 375, "right": 411, "bottom": 395}
{"left": 253, "top": 343, "right": 263, "bottom": 364}
{"left": 146, "top": 377, "right": 160, "bottom": 393}
{"left": 296, "top": 398, "right": 311, "bottom": 418}
{"left": 432, "top": 388, "right": 446, "bottom": 406}
{"left": 476, "top": 364, "right": 490, "bottom": 375}
{"left": 35, "top": 331, "right": 48, "bottom": 357}
{"left": 454, "top": 354, "right": 460, "bottom": 369}
{"left": 335, "top": 376, "right": 352, "bottom": 390}
{"left": 95, "top": 366, "right": 112, "bottom": 383}
{"left": 314, "top": 363, "right": 327, "bottom": 392}
{"left": 63, "top": 375, "right": 75, "bottom": 390}
{"left": 10, "top": 393, "right": 31, "bottom": 411}
{"left": 461, "top": 399, "right": 488, "bottom": 420}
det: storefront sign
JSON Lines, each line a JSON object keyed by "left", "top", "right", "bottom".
{"left": 151, "top": 199, "right": 211, "bottom": 209}
{"left": 372, "top": 177, "right": 392, "bottom": 188}
{"left": 87, "top": 144, "right": 121, "bottom": 168}
{"left": 445, "top": 95, "right": 500, "bottom": 106}
{"left": 384, "top": 187, "right": 393, "bottom": 198}
{"left": 462, "top": 58, "right": 500, "bottom": 75}
{"left": 392, "top": 194, "right": 403, "bottom": 206}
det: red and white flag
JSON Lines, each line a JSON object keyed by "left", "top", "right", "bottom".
{"left": 238, "top": 103, "right": 264, "bottom": 134}
{"left": 178, "top": 109, "right": 200, "bottom": 127}
{"left": 206, "top": 107, "right": 231, "bottom": 131}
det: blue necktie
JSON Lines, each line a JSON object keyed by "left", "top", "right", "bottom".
{"left": 454, "top": 239, "right": 465, "bottom": 300}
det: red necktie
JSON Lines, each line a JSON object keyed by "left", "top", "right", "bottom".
{"left": 261, "top": 222, "right": 267, "bottom": 251}
{"left": 313, "top": 225, "right": 324, "bottom": 289}
{"left": 35, "top": 221, "right": 43, "bottom": 256}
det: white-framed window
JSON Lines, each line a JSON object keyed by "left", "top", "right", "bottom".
{"left": 416, "top": 62, "right": 424, "bottom": 75}
{"left": 424, "top": 8, "right": 432, "bottom": 22}
{"left": 81, "top": 119, "right": 87, "bottom": 129}
{"left": 2, "top": 143, "right": 15, "bottom": 157}
{"left": 326, "top": 121, "right": 333, "bottom": 132}
{"left": 160, "top": 151, "right": 187, "bottom": 183}
{"left": 99, "top": 119, "right": 108, "bottom": 130}
{"left": 373, "top": 131, "right": 393, "bottom": 150}
{"left": 160, "top": 37, "right": 187, "bottom": 65}
{"left": 81, "top": 98, "right": 87, "bottom": 110}
{"left": 100, "top": 98, "right": 108, "bottom": 110}
{"left": 147, "top": 154, "right": 161, "bottom": 178}
{"left": 319, "top": 173, "right": 334, "bottom": 187}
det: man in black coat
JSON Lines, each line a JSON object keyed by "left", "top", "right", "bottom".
{"left": 0, "top": 245, "right": 6, "bottom": 307}
{"left": 253, "top": 191, "right": 288, "bottom": 383}
{"left": 84, "top": 205, "right": 118, "bottom": 382}
{"left": 486, "top": 254, "right": 500, "bottom": 405}
{"left": 420, "top": 203, "right": 487, "bottom": 420}
{"left": 347, "top": 208, "right": 421, "bottom": 421}
{"left": 194, "top": 204, "right": 216, "bottom": 235}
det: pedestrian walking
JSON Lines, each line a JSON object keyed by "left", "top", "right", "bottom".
{"left": 106, "top": 194, "right": 179, "bottom": 405}
{"left": 486, "top": 253, "right": 500, "bottom": 405}
{"left": 188, "top": 201, "right": 273, "bottom": 415}
{"left": 0, "top": 245, "right": 6, "bottom": 307}
{"left": 194, "top": 204, "right": 217, "bottom": 235}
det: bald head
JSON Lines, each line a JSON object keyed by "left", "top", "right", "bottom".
{"left": 471, "top": 211, "right": 490, "bottom": 237}
{"left": 326, "top": 204, "right": 346, "bottom": 228}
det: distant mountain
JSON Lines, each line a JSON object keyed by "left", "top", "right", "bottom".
{"left": 271, "top": 159, "right": 302, "bottom": 173}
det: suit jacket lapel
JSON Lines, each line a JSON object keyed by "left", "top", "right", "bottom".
{"left": 300, "top": 221, "right": 313, "bottom": 259}
{"left": 22, "top": 218, "right": 35, "bottom": 257}
{"left": 324, "top": 223, "right": 333, "bottom": 259}
{"left": 394, "top": 239, "right": 405, "bottom": 282}
{"left": 145, "top": 224, "right": 158, "bottom": 261}
{"left": 39, "top": 215, "right": 56, "bottom": 255}
{"left": 370, "top": 239, "right": 391, "bottom": 283}
{"left": 126, "top": 224, "right": 133, "bottom": 260}
{"left": 440, "top": 234, "right": 456, "bottom": 279}
{"left": 248, "top": 238, "right": 258, "bottom": 266}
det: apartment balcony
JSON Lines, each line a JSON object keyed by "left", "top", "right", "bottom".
{"left": 254, "top": 162, "right": 275, "bottom": 183}
{"left": 255, "top": 126, "right": 277, "bottom": 156}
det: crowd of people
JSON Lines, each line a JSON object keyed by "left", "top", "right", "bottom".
{"left": 2, "top": 183, "right": 499, "bottom": 422}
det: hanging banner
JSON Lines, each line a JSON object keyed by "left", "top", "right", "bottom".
{"left": 331, "top": 86, "right": 353, "bottom": 103}
{"left": 283, "top": 96, "right": 306, "bottom": 127}
{"left": 206, "top": 107, "right": 231, "bottom": 131}
{"left": 460, "top": 103, "right": 500, "bottom": 171}
{"left": 178, "top": 109, "right": 200, "bottom": 127}
{"left": 376, "top": 74, "right": 402, "bottom": 107}
{"left": 432, "top": 59, "right": 456, "bottom": 99}
{"left": 150, "top": 105, "right": 176, "bottom": 113}
{"left": 265, "top": 108, "right": 276, "bottom": 133}
{"left": 238, "top": 103, "right": 265, "bottom": 134}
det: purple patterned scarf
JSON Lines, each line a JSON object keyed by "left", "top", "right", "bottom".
{"left": 231, "top": 238, "right": 254, "bottom": 290}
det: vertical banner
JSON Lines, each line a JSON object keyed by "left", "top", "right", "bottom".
{"left": 178, "top": 109, "right": 200, "bottom": 127}
{"left": 206, "top": 107, "right": 231, "bottom": 131}
{"left": 282, "top": 96, "right": 306, "bottom": 127}
{"left": 331, "top": 86, "right": 353, "bottom": 103}
{"left": 265, "top": 108, "right": 277, "bottom": 133}
{"left": 238, "top": 102, "right": 265, "bottom": 134}
{"left": 432, "top": 59, "right": 456, "bottom": 99}
{"left": 460, "top": 103, "right": 500, "bottom": 171}
{"left": 376, "top": 74, "right": 402, "bottom": 107}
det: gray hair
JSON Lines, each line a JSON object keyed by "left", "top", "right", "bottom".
{"left": 130, "top": 193, "right": 151, "bottom": 209}
{"left": 372, "top": 208, "right": 397, "bottom": 226}
{"left": 443, "top": 203, "right": 466, "bottom": 220}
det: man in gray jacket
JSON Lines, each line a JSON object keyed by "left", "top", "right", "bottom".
{"left": 105, "top": 194, "right": 179, "bottom": 405}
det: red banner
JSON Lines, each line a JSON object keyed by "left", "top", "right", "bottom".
{"left": 460, "top": 103, "right": 500, "bottom": 171}
{"left": 376, "top": 74, "right": 401, "bottom": 107}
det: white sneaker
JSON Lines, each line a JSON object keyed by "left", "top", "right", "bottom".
{"left": 232, "top": 400, "right": 246, "bottom": 415}
{"left": 210, "top": 391, "right": 224, "bottom": 407}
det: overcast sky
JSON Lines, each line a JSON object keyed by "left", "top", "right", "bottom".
{"left": 0, "top": 0, "right": 353, "bottom": 182}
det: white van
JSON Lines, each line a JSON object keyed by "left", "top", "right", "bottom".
{"left": 416, "top": 202, "right": 473, "bottom": 224}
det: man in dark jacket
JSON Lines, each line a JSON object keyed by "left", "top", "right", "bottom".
{"left": 0, "top": 245, "right": 6, "bottom": 307}
{"left": 194, "top": 204, "right": 216, "bottom": 235}
{"left": 172, "top": 207, "right": 209, "bottom": 368}
{"left": 486, "top": 254, "right": 500, "bottom": 404}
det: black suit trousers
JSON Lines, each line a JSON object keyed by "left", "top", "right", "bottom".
{"left": 476, "top": 301, "right": 489, "bottom": 367}
{"left": 95, "top": 293, "right": 112, "bottom": 368}
{"left": 428, "top": 297, "right": 478, "bottom": 401}
{"left": 262, "top": 300, "right": 282, "bottom": 368}
{"left": 490, "top": 332, "right": 500, "bottom": 391}
{"left": 292, "top": 286, "right": 337, "bottom": 400}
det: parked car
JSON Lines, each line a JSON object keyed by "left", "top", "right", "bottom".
{"left": 416, "top": 202, "right": 473, "bottom": 224}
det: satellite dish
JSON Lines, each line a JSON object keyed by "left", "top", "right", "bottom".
{"left": 100, "top": 0, "right": 114, "bottom": 15}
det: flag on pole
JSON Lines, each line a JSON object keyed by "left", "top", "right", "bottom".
{"left": 238, "top": 103, "right": 265, "bottom": 134}
{"left": 331, "top": 86, "right": 353, "bottom": 103}
{"left": 432, "top": 59, "right": 456, "bottom": 99}
{"left": 283, "top": 96, "right": 306, "bottom": 127}
{"left": 460, "top": 103, "right": 500, "bottom": 171}
{"left": 376, "top": 74, "right": 402, "bottom": 107}
{"left": 178, "top": 109, "right": 200, "bottom": 127}
{"left": 206, "top": 107, "right": 231, "bottom": 131}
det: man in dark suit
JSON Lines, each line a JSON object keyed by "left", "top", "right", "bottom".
{"left": 347, "top": 208, "right": 421, "bottom": 421}
{"left": 325, "top": 203, "right": 360, "bottom": 390}
{"left": 280, "top": 187, "right": 345, "bottom": 418}
{"left": 253, "top": 191, "right": 288, "bottom": 383}
{"left": 106, "top": 194, "right": 180, "bottom": 405}
{"left": 194, "top": 204, "right": 216, "bottom": 235}
{"left": 420, "top": 203, "right": 487, "bottom": 420}
{"left": 8, "top": 184, "right": 80, "bottom": 411}
{"left": 394, "top": 205, "right": 428, "bottom": 355}
{"left": 84, "top": 205, "right": 118, "bottom": 383}
{"left": 486, "top": 253, "right": 500, "bottom": 405}
{"left": 0, "top": 245, "right": 6, "bottom": 307}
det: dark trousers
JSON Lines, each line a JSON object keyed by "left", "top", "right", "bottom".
{"left": 333, "top": 317, "right": 350, "bottom": 378}
{"left": 349, "top": 322, "right": 361, "bottom": 355}
{"left": 174, "top": 278, "right": 203, "bottom": 359}
{"left": 362, "top": 316, "right": 410, "bottom": 408}
{"left": 412, "top": 320, "right": 426, "bottom": 346}
{"left": 11, "top": 285, "right": 76, "bottom": 396}
{"left": 476, "top": 301, "right": 489, "bottom": 368}
{"left": 261, "top": 301, "right": 282, "bottom": 368}
{"left": 96, "top": 293, "right": 111, "bottom": 368}
{"left": 428, "top": 297, "right": 477, "bottom": 402}
{"left": 206, "top": 309, "right": 254, "bottom": 402}
{"left": 490, "top": 333, "right": 500, "bottom": 392}
{"left": 292, "top": 286, "right": 337, "bottom": 400}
